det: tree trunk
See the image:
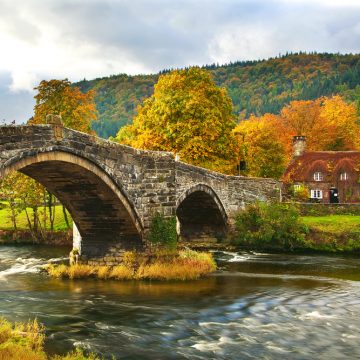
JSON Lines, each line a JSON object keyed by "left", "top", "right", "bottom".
{"left": 63, "top": 206, "right": 71, "bottom": 229}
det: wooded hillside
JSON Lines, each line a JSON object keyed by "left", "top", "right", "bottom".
{"left": 76, "top": 53, "right": 360, "bottom": 138}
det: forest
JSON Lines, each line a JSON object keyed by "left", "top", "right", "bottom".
{"left": 76, "top": 53, "right": 360, "bottom": 138}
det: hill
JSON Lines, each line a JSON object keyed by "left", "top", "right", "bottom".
{"left": 76, "top": 53, "right": 360, "bottom": 138}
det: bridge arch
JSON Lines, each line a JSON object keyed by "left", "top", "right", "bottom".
{"left": 1, "top": 150, "right": 143, "bottom": 257}
{"left": 176, "top": 184, "right": 228, "bottom": 242}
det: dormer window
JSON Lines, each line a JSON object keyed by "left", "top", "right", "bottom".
{"left": 313, "top": 172, "right": 323, "bottom": 181}
{"left": 340, "top": 172, "right": 348, "bottom": 181}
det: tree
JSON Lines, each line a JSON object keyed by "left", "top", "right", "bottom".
{"left": 319, "top": 95, "right": 360, "bottom": 150}
{"left": 233, "top": 114, "right": 288, "bottom": 179}
{"left": 30, "top": 79, "right": 97, "bottom": 134}
{"left": 115, "top": 67, "right": 238, "bottom": 173}
{"left": 28, "top": 79, "right": 97, "bottom": 229}
{"left": 0, "top": 172, "right": 22, "bottom": 230}
{"left": 16, "top": 175, "right": 47, "bottom": 242}
{"left": 280, "top": 96, "right": 360, "bottom": 152}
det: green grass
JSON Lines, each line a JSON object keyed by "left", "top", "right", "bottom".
{"left": 0, "top": 317, "right": 100, "bottom": 360}
{"left": 0, "top": 201, "right": 72, "bottom": 231}
{"left": 301, "top": 215, "right": 360, "bottom": 234}
{"left": 300, "top": 215, "right": 360, "bottom": 252}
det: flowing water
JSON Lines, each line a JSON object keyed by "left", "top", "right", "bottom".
{"left": 0, "top": 245, "right": 360, "bottom": 359}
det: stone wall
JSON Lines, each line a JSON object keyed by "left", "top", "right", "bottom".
{"left": 176, "top": 161, "right": 281, "bottom": 215}
{"left": 294, "top": 202, "right": 360, "bottom": 216}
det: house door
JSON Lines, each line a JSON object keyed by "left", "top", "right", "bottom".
{"left": 329, "top": 187, "right": 339, "bottom": 203}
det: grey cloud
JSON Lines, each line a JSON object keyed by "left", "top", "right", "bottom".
{"left": 0, "top": 73, "right": 34, "bottom": 124}
{"left": 0, "top": 0, "right": 359, "bottom": 123}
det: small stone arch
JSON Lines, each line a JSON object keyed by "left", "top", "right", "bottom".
{"left": 176, "top": 184, "right": 228, "bottom": 242}
{"left": 1, "top": 150, "right": 144, "bottom": 257}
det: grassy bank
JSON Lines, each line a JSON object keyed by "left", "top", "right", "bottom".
{"left": 0, "top": 318, "right": 100, "bottom": 360}
{"left": 301, "top": 215, "right": 360, "bottom": 252}
{"left": 233, "top": 202, "right": 360, "bottom": 253}
{"left": 45, "top": 249, "right": 217, "bottom": 281}
{"left": 0, "top": 201, "right": 71, "bottom": 231}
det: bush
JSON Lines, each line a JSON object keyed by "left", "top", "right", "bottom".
{"left": 234, "top": 202, "right": 308, "bottom": 250}
{"left": 148, "top": 212, "right": 177, "bottom": 250}
{"left": 0, "top": 318, "right": 99, "bottom": 360}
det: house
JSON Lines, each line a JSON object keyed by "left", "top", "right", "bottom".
{"left": 283, "top": 136, "right": 360, "bottom": 203}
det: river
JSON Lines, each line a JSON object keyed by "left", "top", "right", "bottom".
{"left": 0, "top": 245, "right": 359, "bottom": 359}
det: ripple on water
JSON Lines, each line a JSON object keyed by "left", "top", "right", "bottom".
{"left": 1, "top": 246, "right": 360, "bottom": 359}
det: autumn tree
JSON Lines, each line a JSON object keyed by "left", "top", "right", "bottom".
{"left": 30, "top": 79, "right": 97, "bottom": 134}
{"left": 115, "top": 67, "right": 238, "bottom": 173}
{"left": 319, "top": 95, "right": 360, "bottom": 150}
{"left": 280, "top": 96, "right": 360, "bottom": 152}
{"left": 234, "top": 114, "right": 288, "bottom": 179}
{"left": 27, "top": 79, "right": 97, "bottom": 227}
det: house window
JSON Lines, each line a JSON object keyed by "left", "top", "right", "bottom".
{"left": 311, "top": 189, "right": 323, "bottom": 199}
{"left": 313, "top": 172, "right": 323, "bottom": 181}
{"left": 340, "top": 172, "right": 348, "bottom": 181}
{"left": 294, "top": 184, "right": 301, "bottom": 191}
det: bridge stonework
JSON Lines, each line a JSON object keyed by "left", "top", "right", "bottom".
{"left": 0, "top": 125, "right": 281, "bottom": 264}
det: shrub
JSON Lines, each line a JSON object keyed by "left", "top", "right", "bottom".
{"left": 148, "top": 212, "right": 177, "bottom": 250}
{"left": 234, "top": 202, "right": 308, "bottom": 250}
{"left": 0, "top": 318, "right": 101, "bottom": 360}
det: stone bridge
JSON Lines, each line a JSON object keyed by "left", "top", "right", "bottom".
{"left": 0, "top": 124, "right": 281, "bottom": 264}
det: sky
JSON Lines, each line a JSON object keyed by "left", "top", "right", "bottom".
{"left": 0, "top": 0, "right": 359, "bottom": 124}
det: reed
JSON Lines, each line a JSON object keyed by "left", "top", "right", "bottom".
{"left": 0, "top": 318, "right": 99, "bottom": 360}
{"left": 45, "top": 249, "right": 216, "bottom": 281}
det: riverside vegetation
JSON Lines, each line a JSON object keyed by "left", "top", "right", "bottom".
{"left": 233, "top": 202, "right": 360, "bottom": 253}
{"left": 0, "top": 318, "right": 100, "bottom": 360}
{"left": 45, "top": 213, "right": 217, "bottom": 281}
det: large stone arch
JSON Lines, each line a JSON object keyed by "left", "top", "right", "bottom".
{"left": 176, "top": 184, "right": 228, "bottom": 242}
{"left": 1, "top": 150, "right": 143, "bottom": 258}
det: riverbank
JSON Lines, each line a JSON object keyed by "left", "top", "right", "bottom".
{"left": 0, "top": 229, "right": 72, "bottom": 246}
{"left": 232, "top": 202, "right": 360, "bottom": 254}
{"left": 301, "top": 215, "right": 360, "bottom": 252}
{"left": 0, "top": 317, "right": 100, "bottom": 360}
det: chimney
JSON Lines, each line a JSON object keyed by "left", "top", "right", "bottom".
{"left": 293, "top": 135, "right": 306, "bottom": 157}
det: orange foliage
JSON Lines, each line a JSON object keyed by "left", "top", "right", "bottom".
{"left": 235, "top": 95, "right": 360, "bottom": 178}
{"left": 280, "top": 96, "right": 360, "bottom": 152}
{"left": 30, "top": 79, "right": 97, "bottom": 134}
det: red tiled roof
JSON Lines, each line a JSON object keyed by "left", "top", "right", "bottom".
{"left": 283, "top": 151, "right": 360, "bottom": 182}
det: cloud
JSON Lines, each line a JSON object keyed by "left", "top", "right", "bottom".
{"left": 0, "top": 0, "right": 359, "bottom": 122}
{"left": 0, "top": 72, "right": 34, "bottom": 124}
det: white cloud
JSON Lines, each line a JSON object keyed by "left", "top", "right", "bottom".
{"left": 0, "top": 0, "right": 358, "bottom": 122}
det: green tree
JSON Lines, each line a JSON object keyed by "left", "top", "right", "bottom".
{"left": 0, "top": 172, "right": 22, "bottom": 230}
{"left": 115, "top": 67, "right": 238, "bottom": 173}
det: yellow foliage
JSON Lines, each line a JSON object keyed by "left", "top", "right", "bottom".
{"left": 30, "top": 79, "right": 97, "bottom": 135}
{"left": 109, "top": 265, "right": 134, "bottom": 280}
{"left": 115, "top": 67, "right": 238, "bottom": 174}
{"left": 0, "top": 318, "right": 46, "bottom": 360}
{"left": 0, "top": 318, "right": 101, "bottom": 360}
{"left": 44, "top": 250, "right": 216, "bottom": 281}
